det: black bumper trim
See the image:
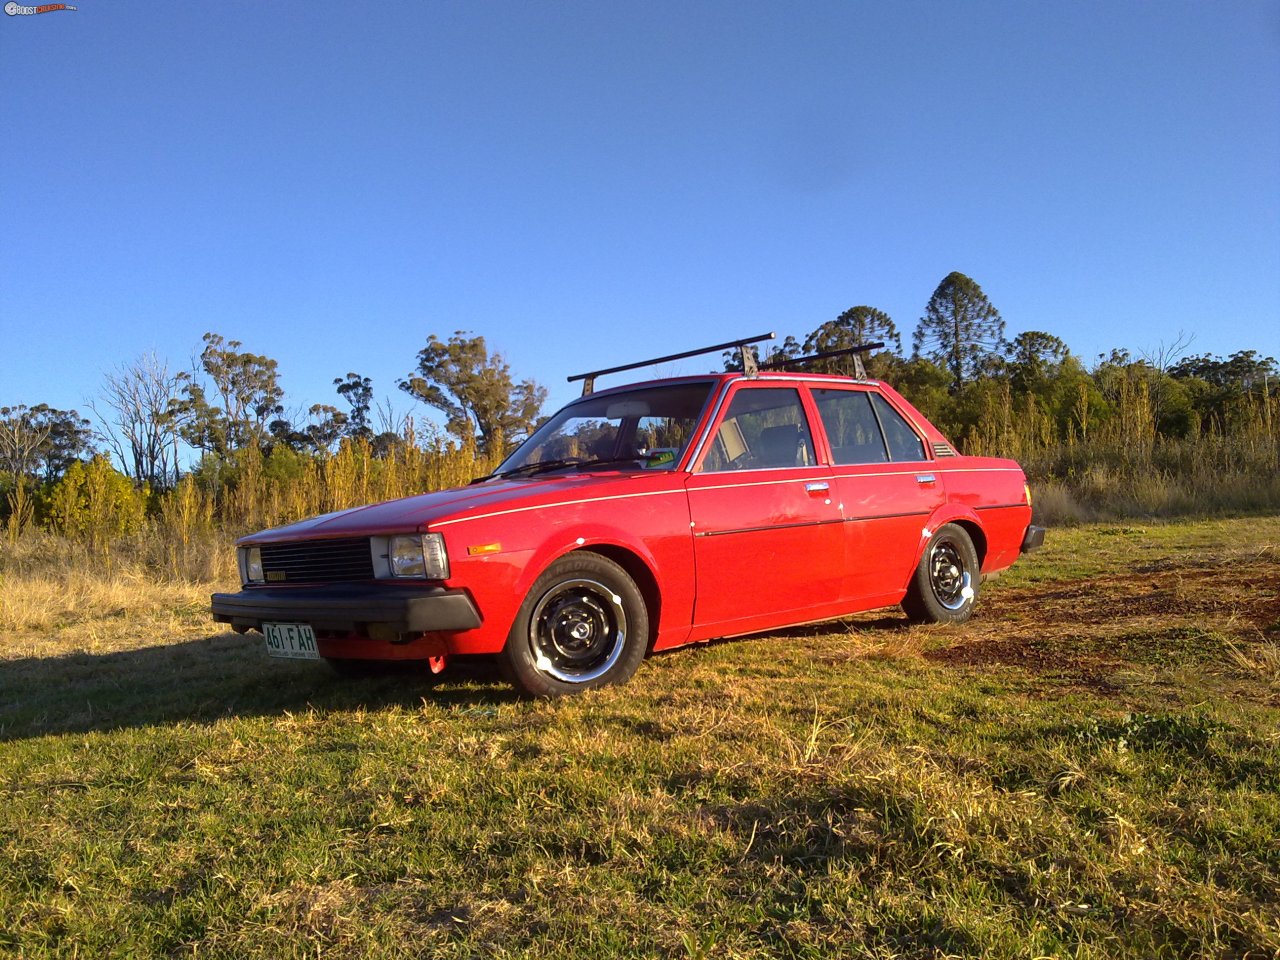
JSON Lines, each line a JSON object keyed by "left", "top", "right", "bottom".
{"left": 211, "top": 584, "right": 482, "bottom": 634}
{"left": 1021, "top": 524, "right": 1047, "bottom": 553}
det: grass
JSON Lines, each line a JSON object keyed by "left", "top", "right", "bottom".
{"left": 2, "top": 517, "right": 1279, "bottom": 958}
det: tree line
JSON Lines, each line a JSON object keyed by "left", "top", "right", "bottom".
{"left": 737, "top": 271, "right": 1277, "bottom": 453}
{"left": 2, "top": 270, "right": 1278, "bottom": 553}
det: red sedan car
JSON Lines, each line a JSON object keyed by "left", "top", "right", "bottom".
{"left": 213, "top": 336, "right": 1044, "bottom": 696}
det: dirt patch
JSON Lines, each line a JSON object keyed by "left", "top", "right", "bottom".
{"left": 925, "top": 548, "right": 1280, "bottom": 693}
{"left": 925, "top": 634, "right": 1130, "bottom": 694}
{"left": 985, "top": 553, "right": 1280, "bottom": 631}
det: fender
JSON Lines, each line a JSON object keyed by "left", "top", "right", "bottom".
{"left": 511, "top": 522, "right": 695, "bottom": 651}
{"left": 513, "top": 524, "right": 663, "bottom": 600}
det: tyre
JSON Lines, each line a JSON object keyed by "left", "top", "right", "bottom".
{"left": 902, "top": 523, "right": 980, "bottom": 624}
{"left": 499, "top": 552, "right": 649, "bottom": 697}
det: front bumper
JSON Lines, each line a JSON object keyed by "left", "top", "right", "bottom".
{"left": 211, "top": 583, "right": 482, "bottom": 635}
{"left": 1021, "top": 524, "right": 1047, "bottom": 553}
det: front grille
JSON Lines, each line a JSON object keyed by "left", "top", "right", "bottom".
{"left": 259, "top": 537, "right": 374, "bottom": 583}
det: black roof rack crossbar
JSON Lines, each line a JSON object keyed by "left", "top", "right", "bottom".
{"left": 761, "top": 341, "right": 886, "bottom": 379}
{"left": 568, "top": 332, "right": 776, "bottom": 395}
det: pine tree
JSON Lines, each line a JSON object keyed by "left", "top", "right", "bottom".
{"left": 801, "top": 305, "right": 900, "bottom": 376}
{"left": 913, "top": 272, "right": 1006, "bottom": 390}
{"left": 804, "top": 305, "right": 901, "bottom": 357}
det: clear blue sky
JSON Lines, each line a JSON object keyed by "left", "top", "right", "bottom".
{"left": 2, "top": 0, "right": 1278, "bottom": 431}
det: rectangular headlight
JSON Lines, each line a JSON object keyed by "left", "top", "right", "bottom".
{"left": 389, "top": 533, "right": 450, "bottom": 580}
{"left": 240, "top": 546, "right": 264, "bottom": 584}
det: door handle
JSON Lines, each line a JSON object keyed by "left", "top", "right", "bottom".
{"left": 805, "top": 481, "right": 830, "bottom": 494}
{"left": 915, "top": 474, "right": 937, "bottom": 485}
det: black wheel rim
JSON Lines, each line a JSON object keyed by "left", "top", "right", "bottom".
{"left": 528, "top": 577, "right": 627, "bottom": 683}
{"left": 929, "top": 538, "right": 972, "bottom": 611}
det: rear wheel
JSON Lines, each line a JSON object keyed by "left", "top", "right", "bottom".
{"left": 500, "top": 552, "right": 649, "bottom": 697}
{"left": 902, "top": 524, "right": 980, "bottom": 624}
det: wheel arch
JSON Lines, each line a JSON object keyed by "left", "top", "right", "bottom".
{"left": 952, "top": 518, "right": 988, "bottom": 568}
{"left": 576, "top": 544, "right": 662, "bottom": 653}
{"left": 923, "top": 506, "right": 988, "bottom": 568}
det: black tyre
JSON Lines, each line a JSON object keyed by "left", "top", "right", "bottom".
{"left": 902, "top": 523, "right": 980, "bottom": 624}
{"left": 500, "top": 552, "right": 649, "bottom": 697}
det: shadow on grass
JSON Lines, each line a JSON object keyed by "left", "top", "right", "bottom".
{"left": 647, "top": 614, "right": 911, "bottom": 660}
{"left": 4, "top": 611, "right": 920, "bottom": 743}
{"left": 0, "top": 630, "right": 518, "bottom": 743}
{"left": 756, "top": 613, "right": 911, "bottom": 640}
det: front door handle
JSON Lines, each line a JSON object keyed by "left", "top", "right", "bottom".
{"left": 915, "top": 474, "right": 937, "bottom": 485}
{"left": 805, "top": 481, "right": 830, "bottom": 494}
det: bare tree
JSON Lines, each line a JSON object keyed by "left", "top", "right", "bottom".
{"left": 0, "top": 406, "right": 52, "bottom": 541}
{"left": 1140, "top": 330, "right": 1195, "bottom": 372}
{"left": 92, "top": 352, "right": 183, "bottom": 490}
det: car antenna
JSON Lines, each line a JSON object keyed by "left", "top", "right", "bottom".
{"left": 568, "top": 332, "right": 776, "bottom": 395}
{"left": 761, "top": 341, "right": 886, "bottom": 379}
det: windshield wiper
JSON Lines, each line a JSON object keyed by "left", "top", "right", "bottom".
{"left": 574, "top": 456, "right": 647, "bottom": 471}
{"left": 473, "top": 453, "right": 668, "bottom": 484}
{"left": 475, "top": 458, "right": 587, "bottom": 482}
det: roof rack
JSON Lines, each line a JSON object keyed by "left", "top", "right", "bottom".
{"left": 761, "top": 341, "right": 886, "bottom": 379}
{"left": 568, "top": 332, "right": 776, "bottom": 395}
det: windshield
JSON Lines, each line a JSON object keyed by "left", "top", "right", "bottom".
{"left": 493, "top": 381, "right": 715, "bottom": 477}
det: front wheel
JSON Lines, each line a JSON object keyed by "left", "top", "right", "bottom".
{"left": 902, "top": 524, "right": 980, "bottom": 624}
{"left": 499, "top": 552, "right": 649, "bottom": 697}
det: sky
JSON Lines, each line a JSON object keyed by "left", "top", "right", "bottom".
{"left": 2, "top": 0, "right": 1278, "bottom": 434}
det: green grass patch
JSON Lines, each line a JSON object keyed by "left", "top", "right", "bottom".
{"left": 2, "top": 518, "right": 1279, "bottom": 958}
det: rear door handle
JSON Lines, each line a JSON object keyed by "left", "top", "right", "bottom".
{"left": 915, "top": 474, "right": 936, "bottom": 485}
{"left": 805, "top": 481, "right": 830, "bottom": 494}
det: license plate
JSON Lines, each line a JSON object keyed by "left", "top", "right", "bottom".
{"left": 263, "top": 622, "right": 320, "bottom": 660}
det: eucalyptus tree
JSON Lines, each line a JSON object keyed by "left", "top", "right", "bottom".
{"left": 399, "top": 331, "right": 547, "bottom": 457}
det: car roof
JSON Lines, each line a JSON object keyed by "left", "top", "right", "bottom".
{"left": 566, "top": 370, "right": 882, "bottom": 404}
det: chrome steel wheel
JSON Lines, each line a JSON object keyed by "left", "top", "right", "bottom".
{"left": 527, "top": 577, "right": 628, "bottom": 684}
{"left": 929, "top": 538, "right": 973, "bottom": 611}
{"left": 902, "top": 523, "right": 980, "bottom": 625}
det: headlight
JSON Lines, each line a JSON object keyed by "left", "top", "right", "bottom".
{"left": 389, "top": 533, "right": 450, "bottom": 580}
{"left": 240, "top": 546, "right": 264, "bottom": 584}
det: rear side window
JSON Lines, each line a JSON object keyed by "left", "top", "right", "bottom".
{"left": 871, "top": 393, "right": 927, "bottom": 462}
{"left": 812, "top": 390, "right": 888, "bottom": 465}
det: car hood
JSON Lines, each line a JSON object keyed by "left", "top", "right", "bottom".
{"left": 238, "top": 471, "right": 676, "bottom": 544}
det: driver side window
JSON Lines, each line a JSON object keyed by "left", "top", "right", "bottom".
{"left": 699, "top": 388, "right": 816, "bottom": 472}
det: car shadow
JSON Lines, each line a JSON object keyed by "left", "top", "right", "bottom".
{"left": 645, "top": 613, "right": 913, "bottom": 668}
{"left": 754, "top": 612, "right": 912, "bottom": 640}
{"left": 4, "top": 613, "right": 918, "bottom": 743}
{"left": 0, "top": 630, "right": 518, "bottom": 743}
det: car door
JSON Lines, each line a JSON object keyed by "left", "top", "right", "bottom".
{"left": 810, "top": 387, "right": 944, "bottom": 605}
{"left": 685, "top": 384, "right": 843, "bottom": 632}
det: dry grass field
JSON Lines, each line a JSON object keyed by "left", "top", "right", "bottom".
{"left": 1, "top": 517, "right": 1278, "bottom": 958}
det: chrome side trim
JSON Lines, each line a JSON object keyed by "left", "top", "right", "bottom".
{"left": 430, "top": 487, "right": 686, "bottom": 528}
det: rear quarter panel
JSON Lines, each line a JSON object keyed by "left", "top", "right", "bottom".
{"left": 935, "top": 457, "right": 1031, "bottom": 574}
